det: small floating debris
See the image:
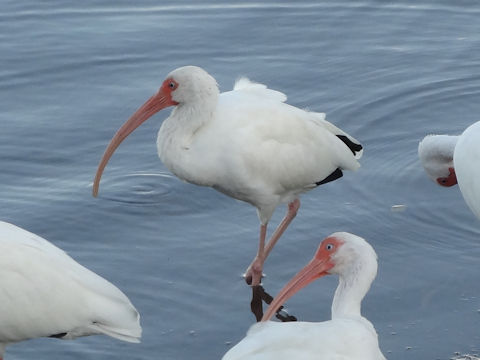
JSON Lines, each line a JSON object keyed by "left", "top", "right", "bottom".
{"left": 391, "top": 204, "right": 407, "bottom": 212}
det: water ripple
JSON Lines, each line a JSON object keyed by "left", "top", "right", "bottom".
{"left": 94, "top": 171, "right": 175, "bottom": 206}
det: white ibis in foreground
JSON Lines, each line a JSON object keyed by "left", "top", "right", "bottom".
{"left": 0, "top": 221, "right": 141, "bottom": 359}
{"left": 418, "top": 121, "right": 480, "bottom": 219}
{"left": 222, "top": 232, "right": 386, "bottom": 360}
{"left": 93, "top": 66, "right": 363, "bottom": 285}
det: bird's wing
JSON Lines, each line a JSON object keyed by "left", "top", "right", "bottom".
{"left": 233, "top": 77, "right": 287, "bottom": 103}
{"left": 0, "top": 221, "right": 141, "bottom": 343}
{"left": 232, "top": 78, "right": 362, "bottom": 160}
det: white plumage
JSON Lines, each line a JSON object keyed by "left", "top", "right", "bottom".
{"left": 0, "top": 221, "right": 141, "bottom": 359}
{"left": 222, "top": 232, "right": 385, "bottom": 360}
{"left": 454, "top": 121, "right": 480, "bottom": 219}
{"left": 93, "top": 66, "right": 363, "bottom": 285}
{"left": 418, "top": 121, "right": 480, "bottom": 219}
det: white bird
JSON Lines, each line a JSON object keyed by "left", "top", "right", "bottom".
{"left": 418, "top": 121, "right": 480, "bottom": 219}
{"left": 0, "top": 221, "right": 141, "bottom": 359}
{"left": 222, "top": 232, "right": 386, "bottom": 360}
{"left": 93, "top": 66, "right": 363, "bottom": 285}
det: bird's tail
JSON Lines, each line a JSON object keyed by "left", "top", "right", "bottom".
{"left": 80, "top": 280, "right": 142, "bottom": 343}
{"left": 94, "top": 321, "right": 141, "bottom": 343}
{"left": 309, "top": 113, "right": 363, "bottom": 159}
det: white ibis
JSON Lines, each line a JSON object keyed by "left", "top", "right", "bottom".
{"left": 93, "top": 66, "right": 363, "bottom": 285}
{"left": 222, "top": 232, "right": 385, "bottom": 360}
{"left": 418, "top": 121, "right": 480, "bottom": 219}
{"left": 0, "top": 221, "right": 141, "bottom": 359}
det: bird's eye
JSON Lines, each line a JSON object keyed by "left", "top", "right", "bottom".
{"left": 326, "top": 243, "right": 334, "bottom": 251}
{"left": 169, "top": 81, "right": 176, "bottom": 89}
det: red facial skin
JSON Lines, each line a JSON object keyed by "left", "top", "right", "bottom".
{"left": 436, "top": 167, "right": 457, "bottom": 187}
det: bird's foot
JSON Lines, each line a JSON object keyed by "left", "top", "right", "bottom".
{"left": 250, "top": 285, "right": 264, "bottom": 321}
{"left": 243, "top": 258, "right": 265, "bottom": 285}
{"left": 250, "top": 285, "right": 298, "bottom": 322}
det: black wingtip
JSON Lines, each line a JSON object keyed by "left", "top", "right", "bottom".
{"left": 316, "top": 167, "right": 343, "bottom": 186}
{"left": 336, "top": 135, "right": 363, "bottom": 155}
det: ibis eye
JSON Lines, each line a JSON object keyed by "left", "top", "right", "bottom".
{"left": 326, "top": 243, "right": 334, "bottom": 251}
{"left": 168, "top": 81, "right": 176, "bottom": 89}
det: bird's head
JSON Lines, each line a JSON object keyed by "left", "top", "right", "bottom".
{"left": 92, "top": 65, "right": 218, "bottom": 197}
{"left": 261, "top": 232, "right": 377, "bottom": 321}
{"left": 418, "top": 134, "right": 458, "bottom": 187}
{"left": 164, "top": 66, "right": 219, "bottom": 105}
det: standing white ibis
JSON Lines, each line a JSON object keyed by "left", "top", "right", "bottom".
{"left": 418, "top": 121, "right": 480, "bottom": 219}
{"left": 0, "top": 221, "right": 141, "bottom": 359}
{"left": 93, "top": 66, "right": 363, "bottom": 285}
{"left": 222, "top": 232, "right": 386, "bottom": 360}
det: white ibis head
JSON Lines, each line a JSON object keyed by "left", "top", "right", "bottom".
{"left": 261, "top": 232, "right": 377, "bottom": 321}
{"left": 418, "top": 134, "right": 458, "bottom": 187}
{"left": 92, "top": 66, "right": 218, "bottom": 197}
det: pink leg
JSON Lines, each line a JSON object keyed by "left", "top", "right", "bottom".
{"left": 264, "top": 199, "right": 300, "bottom": 259}
{"left": 245, "top": 199, "right": 301, "bottom": 285}
{"left": 244, "top": 224, "right": 267, "bottom": 285}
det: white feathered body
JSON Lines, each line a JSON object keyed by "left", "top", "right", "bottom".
{"left": 0, "top": 221, "right": 141, "bottom": 353}
{"left": 454, "top": 121, "right": 480, "bottom": 219}
{"left": 223, "top": 318, "right": 385, "bottom": 360}
{"left": 157, "top": 76, "right": 361, "bottom": 223}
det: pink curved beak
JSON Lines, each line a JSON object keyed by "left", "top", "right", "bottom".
{"left": 261, "top": 255, "right": 335, "bottom": 321}
{"left": 92, "top": 89, "right": 177, "bottom": 197}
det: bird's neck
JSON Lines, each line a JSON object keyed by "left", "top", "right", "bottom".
{"left": 331, "top": 259, "right": 375, "bottom": 319}
{"left": 419, "top": 135, "right": 458, "bottom": 167}
{"left": 157, "top": 95, "right": 218, "bottom": 185}
{"left": 160, "top": 92, "right": 218, "bottom": 143}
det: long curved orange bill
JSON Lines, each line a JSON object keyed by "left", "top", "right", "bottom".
{"left": 92, "top": 90, "right": 175, "bottom": 197}
{"left": 261, "top": 256, "right": 334, "bottom": 321}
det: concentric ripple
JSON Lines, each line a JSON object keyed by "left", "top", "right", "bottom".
{"left": 95, "top": 171, "right": 176, "bottom": 206}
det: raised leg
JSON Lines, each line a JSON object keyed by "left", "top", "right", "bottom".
{"left": 263, "top": 199, "right": 300, "bottom": 259}
{"left": 244, "top": 199, "right": 301, "bottom": 285}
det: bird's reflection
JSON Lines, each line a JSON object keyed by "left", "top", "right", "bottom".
{"left": 250, "top": 285, "right": 297, "bottom": 322}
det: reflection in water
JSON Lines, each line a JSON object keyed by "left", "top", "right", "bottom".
{"left": 250, "top": 285, "right": 297, "bottom": 322}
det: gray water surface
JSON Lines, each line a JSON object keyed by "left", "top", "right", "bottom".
{"left": 1, "top": 1, "right": 480, "bottom": 359}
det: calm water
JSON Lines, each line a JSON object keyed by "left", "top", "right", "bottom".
{"left": 1, "top": 1, "right": 480, "bottom": 359}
